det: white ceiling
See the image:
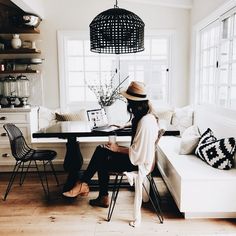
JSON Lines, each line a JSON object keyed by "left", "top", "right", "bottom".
{"left": 8, "top": 0, "right": 193, "bottom": 19}
{"left": 123, "top": 0, "right": 193, "bottom": 9}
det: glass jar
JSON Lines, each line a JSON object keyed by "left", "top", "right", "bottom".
{"left": 3, "top": 75, "right": 17, "bottom": 97}
{"left": 0, "top": 77, "right": 4, "bottom": 96}
{"left": 17, "top": 75, "right": 30, "bottom": 106}
{"left": 3, "top": 75, "right": 17, "bottom": 108}
{"left": 17, "top": 75, "right": 30, "bottom": 98}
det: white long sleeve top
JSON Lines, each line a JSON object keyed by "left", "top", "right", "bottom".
{"left": 125, "top": 113, "right": 160, "bottom": 226}
{"left": 129, "top": 113, "right": 160, "bottom": 177}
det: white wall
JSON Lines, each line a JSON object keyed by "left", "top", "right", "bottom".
{"left": 191, "top": 0, "right": 229, "bottom": 25}
{"left": 38, "top": 0, "right": 190, "bottom": 109}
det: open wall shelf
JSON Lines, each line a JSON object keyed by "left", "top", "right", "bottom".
{"left": 0, "top": 48, "right": 41, "bottom": 54}
{"left": 0, "top": 70, "right": 39, "bottom": 74}
{"left": 0, "top": 27, "right": 40, "bottom": 34}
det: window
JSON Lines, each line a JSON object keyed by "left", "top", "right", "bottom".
{"left": 196, "top": 7, "right": 236, "bottom": 110}
{"left": 58, "top": 31, "right": 172, "bottom": 110}
{"left": 197, "top": 20, "right": 220, "bottom": 105}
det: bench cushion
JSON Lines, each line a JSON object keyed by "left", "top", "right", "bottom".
{"left": 157, "top": 136, "right": 236, "bottom": 217}
{"left": 158, "top": 136, "right": 236, "bottom": 180}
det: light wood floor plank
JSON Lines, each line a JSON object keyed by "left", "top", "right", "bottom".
{"left": 0, "top": 172, "right": 235, "bottom": 236}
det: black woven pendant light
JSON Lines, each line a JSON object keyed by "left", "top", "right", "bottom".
{"left": 90, "top": 0, "right": 145, "bottom": 54}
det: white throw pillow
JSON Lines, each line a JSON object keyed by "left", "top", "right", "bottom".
{"left": 179, "top": 125, "right": 200, "bottom": 155}
{"left": 171, "top": 106, "right": 194, "bottom": 136}
{"left": 157, "top": 111, "right": 173, "bottom": 124}
{"left": 158, "top": 119, "right": 168, "bottom": 131}
{"left": 155, "top": 107, "right": 173, "bottom": 125}
{"left": 38, "top": 106, "right": 58, "bottom": 130}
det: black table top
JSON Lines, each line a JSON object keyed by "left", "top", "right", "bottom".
{"left": 32, "top": 121, "right": 180, "bottom": 139}
{"left": 32, "top": 121, "right": 132, "bottom": 139}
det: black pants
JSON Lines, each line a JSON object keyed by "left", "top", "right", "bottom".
{"left": 82, "top": 145, "right": 138, "bottom": 196}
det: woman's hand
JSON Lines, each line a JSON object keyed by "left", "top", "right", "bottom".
{"left": 105, "top": 142, "right": 119, "bottom": 152}
{"left": 109, "top": 122, "right": 131, "bottom": 129}
{"left": 104, "top": 143, "right": 129, "bottom": 154}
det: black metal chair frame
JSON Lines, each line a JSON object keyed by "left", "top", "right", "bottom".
{"left": 107, "top": 172, "right": 124, "bottom": 222}
{"left": 3, "top": 123, "right": 59, "bottom": 201}
{"left": 107, "top": 171, "right": 164, "bottom": 224}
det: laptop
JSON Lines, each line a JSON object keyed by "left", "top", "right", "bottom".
{"left": 87, "top": 108, "right": 119, "bottom": 132}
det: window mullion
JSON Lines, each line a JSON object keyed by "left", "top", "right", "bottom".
{"left": 83, "top": 40, "right": 86, "bottom": 102}
{"left": 228, "top": 14, "right": 234, "bottom": 107}
{"left": 215, "top": 24, "right": 220, "bottom": 106}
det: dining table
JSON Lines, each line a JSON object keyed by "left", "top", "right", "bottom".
{"left": 32, "top": 121, "right": 132, "bottom": 192}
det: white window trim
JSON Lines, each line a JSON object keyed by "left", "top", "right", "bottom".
{"left": 57, "top": 30, "right": 175, "bottom": 111}
{"left": 191, "top": 0, "right": 236, "bottom": 109}
{"left": 147, "top": 30, "right": 175, "bottom": 106}
{"left": 57, "top": 30, "right": 89, "bottom": 111}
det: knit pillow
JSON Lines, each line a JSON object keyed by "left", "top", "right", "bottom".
{"left": 195, "top": 128, "right": 236, "bottom": 170}
{"left": 55, "top": 110, "right": 87, "bottom": 122}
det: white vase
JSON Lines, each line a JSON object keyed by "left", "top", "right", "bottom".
{"left": 103, "top": 105, "right": 112, "bottom": 123}
{"left": 11, "top": 34, "right": 22, "bottom": 49}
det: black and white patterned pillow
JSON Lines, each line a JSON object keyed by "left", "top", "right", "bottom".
{"left": 195, "top": 128, "right": 236, "bottom": 170}
{"left": 197, "top": 128, "right": 216, "bottom": 145}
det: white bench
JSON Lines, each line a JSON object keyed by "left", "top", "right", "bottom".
{"left": 157, "top": 105, "right": 236, "bottom": 218}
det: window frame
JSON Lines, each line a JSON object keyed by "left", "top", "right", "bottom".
{"left": 193, "top": 0, "right": 236, "bottom": 110}
{"left": 197, "top": 19, "right": 220, "bottom": 105}
{"left": 57, "top": 30, "right": 174, "bottom": 111}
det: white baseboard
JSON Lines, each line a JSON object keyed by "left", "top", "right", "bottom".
{"left": 184, "top": 212, "right": 236, "bottom": 219}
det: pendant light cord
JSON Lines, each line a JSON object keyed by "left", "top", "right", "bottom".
{"left": 114, "top": 0, "right": 118, "bottom": 8}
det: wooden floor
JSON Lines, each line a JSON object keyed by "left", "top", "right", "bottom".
{"left": 0, "top": 172, "right": 235, "bottom": 236}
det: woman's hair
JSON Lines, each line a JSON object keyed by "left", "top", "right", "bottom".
{"left": 127, "top": 100, "right": 149, "bottom": 119}
{"left": 127, "top": 99, "right": 159, "bottom": 122}
{"left": 127, "top": 99, "right": 159, "bottom": 143}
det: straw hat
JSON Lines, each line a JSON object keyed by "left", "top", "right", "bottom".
{"left": 121, "top": 81, "right": 148, "bottom": 101}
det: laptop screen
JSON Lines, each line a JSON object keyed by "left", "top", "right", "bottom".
{"left": 87, "top": 109, "right": 108, "bottom": 128}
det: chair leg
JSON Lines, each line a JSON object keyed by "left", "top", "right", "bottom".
{"left": 49, "top": 161, "right": 59, "bottom": 186}
{"left": 143, "top": 175, "right": 164, "bottom": 223}
{"left": 149, "top": 175, "right": 164, "bottom": 220}
{"left": 107, "top": 174, "right": 123, "bottom": 222}
{"left": 34, "top": 160, "right": 50, "bottom": 199}
{"left": 43, "top": 160, "right": 50, "bottom": 197}
{"left": 3, "top": 162, "right": 21, "bottom": 201}
{"left": 149, "top": 173, "right": 162, "bottom": 202}
{"left": 19, "top": 161, "right": 31, "bottom": 186}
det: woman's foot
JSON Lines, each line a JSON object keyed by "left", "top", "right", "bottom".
{"left": 62, "top": 182, "right": 89, "bottom": 198}
{"left": 89, "top": 195, "right": 109, "bottom": 208}
{"left": 129, "top": 220, "right": 141, "bottom": 227}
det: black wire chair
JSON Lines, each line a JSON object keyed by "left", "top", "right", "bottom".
{"left": 107, "top": 170, "right": 164, "bottom": 224}
{"left": 3, "top": 123, "right": 59, "bottom": 200}
{"left": 107, "top": 130, "right": 166, "bottom": 224}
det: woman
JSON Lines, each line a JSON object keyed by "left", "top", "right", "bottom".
{"left": 63, "top": 81, "right": 160, "bottom": 210}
